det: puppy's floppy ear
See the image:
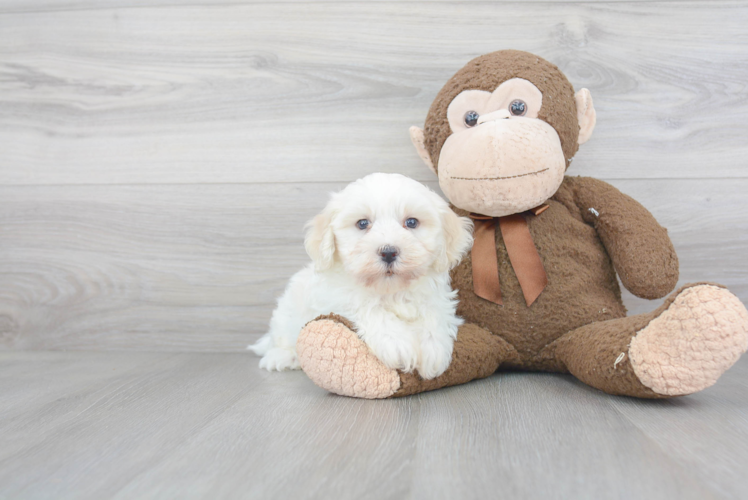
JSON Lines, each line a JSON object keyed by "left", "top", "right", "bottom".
{"left": 304, "top": 201, "right": 337, "bottom": 271}
{"left": 435, "top": 206, "right": 473, "bottom": 272}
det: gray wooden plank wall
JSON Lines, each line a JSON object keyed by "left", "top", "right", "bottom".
{"left": 1, "top": 1, "right": 747, "bottom": 351}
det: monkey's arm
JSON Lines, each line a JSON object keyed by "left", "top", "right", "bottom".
{"left": 569, "top": 176, "right": 679, "bottom": 299}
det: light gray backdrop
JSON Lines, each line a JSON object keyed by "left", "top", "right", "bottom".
{"left": 1, "top": 1, "right": 746, "bottom": 351}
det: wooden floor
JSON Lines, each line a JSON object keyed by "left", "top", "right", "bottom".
{"left": 0, "top": 351, "right": 746, "bottom": 499}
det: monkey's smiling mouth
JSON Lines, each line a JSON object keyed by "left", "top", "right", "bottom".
{"left": 451, "top": 168, "right": 549, "bottom": 181}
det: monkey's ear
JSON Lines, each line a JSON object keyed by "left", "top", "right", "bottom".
{"left": 575, "top": 89, "right": 596, "bottom": 145}
{"left": 304, "top": 204, "right": 337, "bottom": 271}
{"left": 409, "top": 126, "right": 437, "bottom": 176}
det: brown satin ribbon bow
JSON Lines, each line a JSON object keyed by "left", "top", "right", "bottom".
{"left": 469, "top": 205, "right": 549, "bottom": 307}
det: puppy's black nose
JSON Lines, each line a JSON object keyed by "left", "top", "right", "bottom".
{"left": 380, "top": 246, "right": 399, "bottom": 264}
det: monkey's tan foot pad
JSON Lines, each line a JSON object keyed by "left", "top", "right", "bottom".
{"left": 629, "top": 284, "right": 748, "bottom": 396}
{"left": 297, "top": 319, "right": 401, "bottom": 399}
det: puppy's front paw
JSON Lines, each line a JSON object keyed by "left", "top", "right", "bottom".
{"left": 417, "top": 336, "right": 454, "bottom": 380}
{"left": 366, "top": 335, "right": 418, "bottom": 374}
{"left": 258, "top": 347, "right": 301, "bottom": 371}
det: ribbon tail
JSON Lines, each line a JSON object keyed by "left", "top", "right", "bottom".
{"left": 498, "top": 214, "right": 548, "bottom": 307}
{"left": 471, "top": 218, "right": 503, "bottom": 305}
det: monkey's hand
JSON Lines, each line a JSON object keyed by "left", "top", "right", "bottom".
{"left": 570, "top": 176, "right": 679, "bottom": 300}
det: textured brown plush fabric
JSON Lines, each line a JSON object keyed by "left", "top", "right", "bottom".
{"left": 547, "top": 303, "right": 675, "bottom": 399}
{"left": 424, "top": 50, "right": 580, "bottom": 171}
{"left": 547, "top": 282, "right": 726, "bottom": 398}
{"left": 401, "top": 175, "right": 681, "bottom": 397}
{"left": 573, "top": 177, "right": 679, "bottom": 299}
{"left": 392, "top": 323, "right": 520, "bottom": 397}
{"left": 450, "top": 176, "right": 650, "bottom": 367}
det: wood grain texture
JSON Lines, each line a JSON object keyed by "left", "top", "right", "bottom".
{"left": 1, "top": 2, "right": 748, "bottom": 185}
{"left": 610, "top": 369, "right": 748, "bottom": 500}
{"left": 1, "top": 2, "right": 746, "bottom": 498}
{"left": 0, "top": 1, "right": 747, "bottom": 351}
{"left": 0, "top": 0, "right": 711, "bottom": 15}
{"left": 1, "top": 179, "right": 746, "bottom": 351}
{"left": 0, "top": 350, "right": 745, "bottom": 499}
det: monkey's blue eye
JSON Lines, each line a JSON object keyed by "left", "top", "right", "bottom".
{"left": 357, "top": 219, "right": 370, "bottom": 230}
{"left": 404, "top": 218, "right": 419, "bottom": 229}
{"left": 509, "top": 100, "right": 527, "bottom": 116}
{"left": 464, "top": 110, "right": 479, "bottom": 127}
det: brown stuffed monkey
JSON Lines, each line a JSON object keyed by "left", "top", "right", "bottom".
{"left": 296, "top": 50, "right": 748, "bottom": 399}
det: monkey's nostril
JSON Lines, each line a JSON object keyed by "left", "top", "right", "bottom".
{"left": 379, "top": 246, "right": 399, "bottom": 264}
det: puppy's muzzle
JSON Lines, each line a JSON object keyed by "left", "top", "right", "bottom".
{"left": 379, "top": 245, "right": 399, "bottom": 264}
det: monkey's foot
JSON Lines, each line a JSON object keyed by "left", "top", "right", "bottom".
{"left": 296, "top": 316, "right": 400, "bottom": 399}
{"left": 629, "top": 284, "right": 748, "bottom": 396}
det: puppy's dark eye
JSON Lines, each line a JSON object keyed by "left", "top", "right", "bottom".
{"left": 404, "top": 218, "right": 419, "bottom": 229}
{"left": 464, "top": 110, "right": 479, "bottom": 127}
{"left": 509, "top": 100, "right": 527, "bottom": 116}
{"left": 356, "top": 219, "right": 370, "bottom": 230}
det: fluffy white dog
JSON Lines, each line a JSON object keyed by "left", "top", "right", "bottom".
{"left": 248, "top": 173, "right": 473, "bottom": 379}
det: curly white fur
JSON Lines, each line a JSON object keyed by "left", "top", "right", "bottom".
{"left": 248, "top": 173, "right": 473, "bottom": 379}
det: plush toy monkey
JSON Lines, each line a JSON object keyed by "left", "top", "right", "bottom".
{"left": 296, "top": 50, "right": 748, "bottom": 399}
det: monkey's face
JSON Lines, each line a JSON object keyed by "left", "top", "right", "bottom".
{"left": 410, "top": 51, "right": 596, "bottom": 218}
{"left": 437, "top": 78, "right": 565, "bottom": 217}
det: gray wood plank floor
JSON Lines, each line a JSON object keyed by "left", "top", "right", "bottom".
{"left": 1, "top": 351, "right": 746, "bottom": 499}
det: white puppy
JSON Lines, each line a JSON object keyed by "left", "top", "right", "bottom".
{"left": 248, "top": 173, "right": 473, "bottom": 379}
